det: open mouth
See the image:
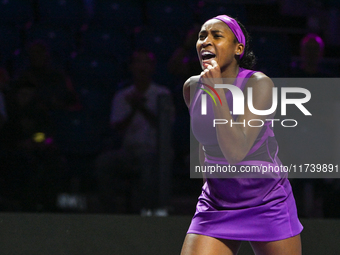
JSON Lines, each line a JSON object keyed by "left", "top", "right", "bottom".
{"left": 201, "top": 51, "right": 216, "bottom": 60}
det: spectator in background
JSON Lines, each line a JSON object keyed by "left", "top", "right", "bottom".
{"left": 95, "top": 49, "right": 174, "bottom": 215}
{"left": 0, "top": 39, "right": 81, "bottom": 212}
{"left": 167, "top": 26, "right": 202, "bottom": 175}
{"left": 290, "top": 33, "right": 333, "bottom": 77}
{"left": 168, "top": 25, "right": 202, "bottom": 81}
{"left": 0, "top": 80, "right": 67, "bottom": 211}
{"left": 279, "top": 33, "right": 339, "bottom": 218}
{"left": 16, "top": 39, "right": 80, "bottom": 111}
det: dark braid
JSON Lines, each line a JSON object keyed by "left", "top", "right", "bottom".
{"left": 232, "top": 17, "right": 256, "bottom": 69}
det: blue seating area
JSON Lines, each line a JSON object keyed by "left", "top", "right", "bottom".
{"left": 0, "top": 25, "right": 21, "bottom": 65}
{"left": 68, "top": 53, "right": 122, "bottom": 91}
{"left": 37, "top": 0, "right": 85, "bottom": 29}
{"left": 0, "top": 0, "right": 33, "bottom": 25}
{"left": 146, "top": 0, "right": 193, "bottom": 28}
{"left": 93, "top": 0, "right": 143, "bottom": 28}
{"left": 198, "top": 2, "right": 247, "bottom": 24}
{"left": 79, "top": 26, "right": 132, "bottom": 60}
{"left": 0, "top": 0, "right": 306, "bottom": 85}
{"left": 251, "top": 31, "right": 292, "bottom": 77}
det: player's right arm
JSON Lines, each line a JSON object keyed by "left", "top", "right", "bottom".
{"left": 183, "top": 76, "right": 206, "bottom": 183}
{"left": 183, "top": 75, "right": 200, "bottom": 108}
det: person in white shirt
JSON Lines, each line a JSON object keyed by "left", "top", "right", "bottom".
{"left": 96, "top": 49, "right": 174, "bottom": 214}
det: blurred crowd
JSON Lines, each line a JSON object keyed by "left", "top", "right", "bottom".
{"left": 0, "top": 0, "right": 340, "bottom": 217}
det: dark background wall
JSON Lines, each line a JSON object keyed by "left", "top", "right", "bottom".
{"left": 0, "top": 0, "right": 340, "bottom": 219}
{"left": 0, "top": 213, "right": 339, "bottom": 255}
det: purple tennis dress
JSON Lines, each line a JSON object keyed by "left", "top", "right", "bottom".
{"left": 187, "top": 67, "right": 303, "bottom": 241}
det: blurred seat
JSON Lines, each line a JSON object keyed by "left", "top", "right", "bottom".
{"left": 133, "top": 26, "right": 183, "bottom": 62}
{"left": 0, "top": 25, "right": 21, "bottom": 65}
{"left": 146, "top": 0, "right": 193, "bottom": 29}
{"left": 51, "top": 102, "right": 107, "bottom": 156}
{"left": 153, "top": 60, "right": 177, "bottom": 88}
{"left": 79, "top": 26, "right": 132, "bottom": 61}
{"left": 251, "top": 31, "right": 292, "bottom": 77}
{"left": 0, "top": 0, "right": 33, "bottom": 26}
{"left": 36, "top": 0, "right": 85, "bottom": 30}
{"left": 68, "top": 53, "right": 122, "bottom": 92}
{"left": 92, "top": 0, "right": 143, "bottom": 28}
{"left": 325, "top": 0, "right": 340, "bottom": 8}
{"left": 198, "top": 2, "right": 247, "bottom": 25}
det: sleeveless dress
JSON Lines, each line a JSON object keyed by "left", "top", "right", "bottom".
{"left": 187, "top": 67, "right": 303, "bottom": 241}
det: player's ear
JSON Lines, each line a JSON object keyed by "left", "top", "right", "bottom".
{"left": 235, "top": 43, "right": 244, "bottom": 56}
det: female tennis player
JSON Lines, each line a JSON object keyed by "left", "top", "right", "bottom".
{"left": 181, "top": 15, "right": 303, "bottom": 255}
